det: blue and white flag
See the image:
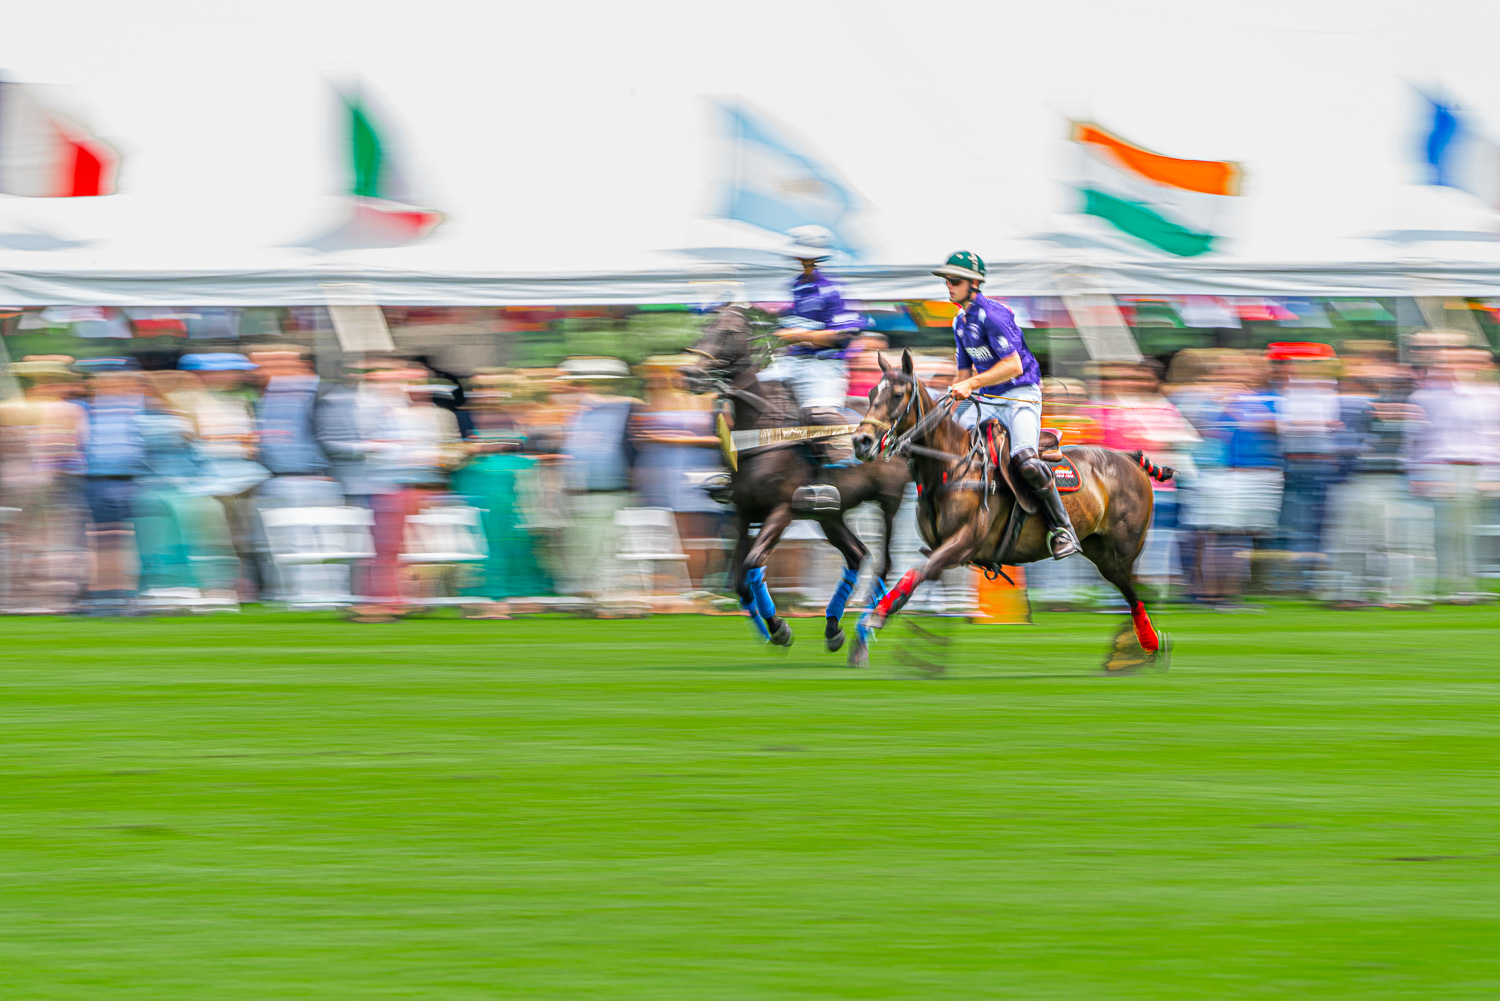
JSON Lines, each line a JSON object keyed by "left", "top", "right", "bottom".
{"left": 715, "top": 101, "right": 861, "bottom": 257}
{"left": 1420, "top": 91, "right": 1500, "bottom": 208}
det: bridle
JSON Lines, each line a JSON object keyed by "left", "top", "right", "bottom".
{"left": 857, "top": 372, "right": 959, "bottom": 461}
{"left": 683, "top": 338, "right": 774, "bottom": 414}
{"left": 859, "top": 372, "right": 1011, "bottom": 526}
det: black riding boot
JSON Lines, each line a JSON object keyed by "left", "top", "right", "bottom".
{"left": 1014, "top": 447, "right": 1081, "bottom": 559}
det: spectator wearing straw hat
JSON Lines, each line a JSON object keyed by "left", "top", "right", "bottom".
{"left": 556, "top": 357, "right": 638, "bottom": 607}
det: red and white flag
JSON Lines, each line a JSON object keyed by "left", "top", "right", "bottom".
{"left": 0, "top": 82, "right": 116, "bottom": 197}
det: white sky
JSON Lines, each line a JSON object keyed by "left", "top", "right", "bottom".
{"left": 6, "top": 0, "right": 1500, "bottom": 278}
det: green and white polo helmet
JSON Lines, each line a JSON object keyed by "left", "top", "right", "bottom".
{"left": 932, "top": 250, "right": 986, "bottom": 283}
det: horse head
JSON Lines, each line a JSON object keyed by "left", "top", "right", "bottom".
{"left": 680, "top": 306, "right": 756, "bottom": 395}
{"left": 852, "top": 349, "right": 924, "bottom": 462}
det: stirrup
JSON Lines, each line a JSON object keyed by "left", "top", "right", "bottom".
{"left": 704, "top": 472, "right": 734, "bottom": 504}
{"left": 792, "top": 483, "right": 842, "bottom": 512}
{"left": 1048, "top": 528, "right": 1081, "bottom": 560}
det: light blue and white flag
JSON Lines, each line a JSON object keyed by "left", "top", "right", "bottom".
{"left": 715, "top": 100, "right": 861, "bottom": 258}
{"left": 1420, "top": 91, "right": 1500, "bottom": 208}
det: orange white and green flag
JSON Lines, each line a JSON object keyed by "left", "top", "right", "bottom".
{"left": 1071, "top": 123, "right": 1240, "bottom": 257}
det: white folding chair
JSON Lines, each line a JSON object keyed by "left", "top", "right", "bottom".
{"left": 400, "top": 503, "right": 489, "bottom": 606}
{"left": 1478, "top": 517, "right": 1500, "bottom": 579}
{"left": 260, "top": 506, "right": 375, "bottom": 607}
{"left": 612, "top": 506, "right": 692, "bottom": 605}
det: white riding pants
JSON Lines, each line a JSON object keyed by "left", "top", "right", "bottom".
{"left": 953, "top": 383, "right": 1042, "bottom": 455}
{"left": 758, "top": 354, "right": 849, "bottom": 410}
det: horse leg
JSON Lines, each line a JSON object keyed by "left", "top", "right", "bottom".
{"left": 877, "top": 499, "right": 899, "bottom": 586}
{"left": 853, "top": 499, "right": 900, "bottom": 634}
{"left": 849, "top": 523, "right": 978, "bottom": 667}
{"left": 743, "top": 504, "right": 797, "bottom": 647}
{"left": 728, "top": 515, "right": 769, "bottom": 641}
{"left": 1082, "top": 535, "right": 1164, "bottom": 663}
{"left": 819, "top": 517, "right": 868, "bottom": 652}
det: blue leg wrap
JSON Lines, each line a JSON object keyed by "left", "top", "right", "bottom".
{"left": 741, "top": 596, "right": 772, "bottom": 641}
{"left": 854, "top": 577, "right": 890, "bottom": 646}
{"left": 744, "top": 565, "right": 777, "bottom": 621}
{"left": 826, "top": 566, "right": 860, "bottom": 620}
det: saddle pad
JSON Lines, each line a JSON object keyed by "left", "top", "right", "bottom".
{"left": 1052, "top": 454, "right": 1083, "bottom": 493}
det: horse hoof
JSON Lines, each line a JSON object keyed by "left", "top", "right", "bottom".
{"left": 847, "top": 640, "right": 868, "bottom": 668}
{"left": 1102, "top": 659, "right": 1145, "bottom": 675}
{"left": 770, "top": 619, "right": 794, "bottom": 647}
{"left": 825, "top": 626, "right": 845, "bottom": 652}
{"left": 1149, "top": 633, "right": 1172, "bottom": 672}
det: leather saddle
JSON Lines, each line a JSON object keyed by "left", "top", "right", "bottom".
{"left": 1038, "top": 428, "right": 1066, "bottom": 463}
{"left": 972, "top": 425, "right": 1066, "bottom": 460}
{"left": 978, "top": 423, "right": 1037, "bottom": 515}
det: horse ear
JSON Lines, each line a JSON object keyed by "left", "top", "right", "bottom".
{"left": 877, "top": 352, "right": 892, "bottom": 374}
{"left": 901, "top": 348, "right": 914, "bottom": 376}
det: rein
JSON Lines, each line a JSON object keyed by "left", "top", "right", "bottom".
{"left": 858, "top": 376, "right": 968, "bottom": 463}
{"left": 862, "top": 374, "right": 1011, "bottom": 516}
{"left": 691, "top": 348, "right": 776, "bottom": 417}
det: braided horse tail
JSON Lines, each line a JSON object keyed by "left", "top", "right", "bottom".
{"left": 1127, "top": 450, "right": 1176, "bottom": 483}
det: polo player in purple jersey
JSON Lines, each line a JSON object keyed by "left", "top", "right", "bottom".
{"left": 933, "top": 250, "right": 1080, "bottom": 559}
{"left": 760, "top": 224, "right": 864, "bottom": 511}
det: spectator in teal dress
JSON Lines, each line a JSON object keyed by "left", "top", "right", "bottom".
{"left": 454, "top": 371, "right": 553, "bottom": 617}
{"left": 132, "top": 371, "right": 239, "bottom": 609}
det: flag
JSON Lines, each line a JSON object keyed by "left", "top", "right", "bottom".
{"left": 715, "top": 100, "right": 860, "bottom": 257}
{"left": 301, "top": 85, "right": 441, "bottom": 250}
{"left": 1071, "top": 122, "right": 1239, "bottom": 257}
{"left": 1419, "top": 91, "right": 1500, "bottom": 208}
{"left": 0, "top": 81, "right": 116, "bottom": 196}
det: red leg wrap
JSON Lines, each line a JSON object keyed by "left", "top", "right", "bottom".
{"left": 1130, "top": 601, "right": 1159, "bottom": 653}
{"left": 875, "top": 569, "right": 921, "bottom": 618}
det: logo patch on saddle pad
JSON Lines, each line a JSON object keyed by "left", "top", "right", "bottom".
{"left": 1051, "top": 455, "right": 1083, "bottom": 493}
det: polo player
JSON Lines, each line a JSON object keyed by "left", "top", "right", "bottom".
{"left": 933, "top": 250, "right": 1080, "bottom": 559}
{"left": 760, "top": 224, "right": 864, "bottom": 510}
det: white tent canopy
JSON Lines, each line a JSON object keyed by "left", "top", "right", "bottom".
{"left": 8, "top": 0, "right": 1500, "bottom": 304}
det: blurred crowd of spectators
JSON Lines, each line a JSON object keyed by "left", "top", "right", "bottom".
{"left": 0, "top": 345, "right": 730, "bottom": 620}
{"left": 0, "top": 327, "right": 1495, "bottom": 620}
{"left": 1066, "top": 332, "right": 1500, "bottom": 609}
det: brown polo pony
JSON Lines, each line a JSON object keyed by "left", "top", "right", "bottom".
{"left": 848, "top": 350, "right": 1173, "bottom": 670}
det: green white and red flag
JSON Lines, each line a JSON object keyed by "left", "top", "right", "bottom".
{"left": 304, "top": 86, "right": 441, "bottom": 250}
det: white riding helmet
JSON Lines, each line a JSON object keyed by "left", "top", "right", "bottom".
{"left": 780, "top": 224, "right": 836, "bottom": 261}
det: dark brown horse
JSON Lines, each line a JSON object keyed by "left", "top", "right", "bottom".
{"left": 848, "top": 350, "right": 1173, "bottom": 670}
{"left": 682, "top": 307, "right": 909, "bottom": 651}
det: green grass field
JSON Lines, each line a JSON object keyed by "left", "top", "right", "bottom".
{"left": 3, "top": 606, "right": 1498, "bottom": 999}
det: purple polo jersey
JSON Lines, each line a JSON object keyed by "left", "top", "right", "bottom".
{"left": 783, "top": 269, "right": 864, "bottom": 359}
{"left": 953, "top": 293, "right": 1041, "bottom": 395}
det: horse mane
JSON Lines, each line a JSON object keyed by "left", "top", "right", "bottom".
{"left": 892, "top": 369, "right": 968, "bottom": 456}
{"left": 696, "top": 306, "right": 805, "bottom": 430}
{"left": 747, "top": 377, "right": 802, "bottom": 429}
